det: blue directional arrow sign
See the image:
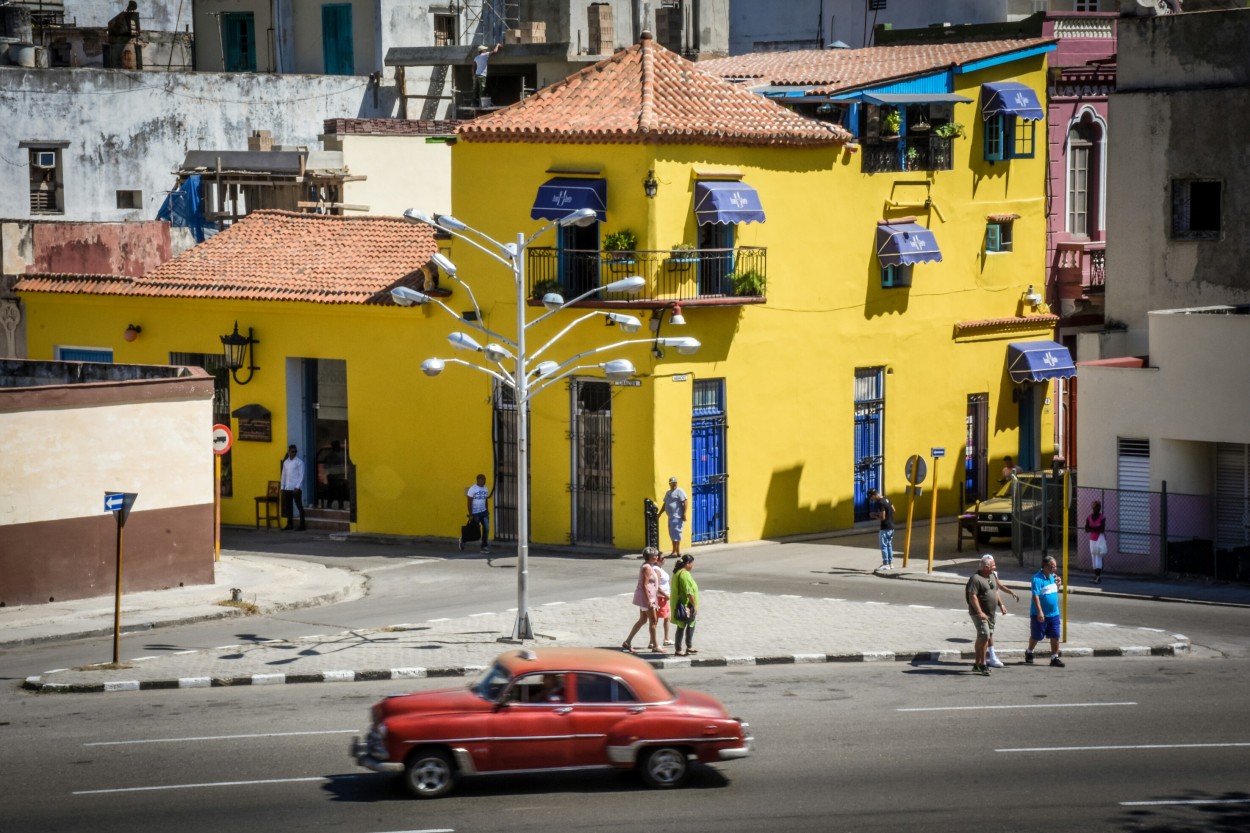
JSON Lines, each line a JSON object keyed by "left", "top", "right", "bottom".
{"left": 105, "top": 493, "right": 125, "bottom": 512}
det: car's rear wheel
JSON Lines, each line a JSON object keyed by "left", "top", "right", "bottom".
{"left": 640, "top": 746, "right": 689, "bottom": 789}
{"left": 404, "top": 748, "right": 456, "bottom": 799}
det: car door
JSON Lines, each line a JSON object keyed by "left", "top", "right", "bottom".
{"left": 484, "top": 672, "right": 574, "bottom": 772}
{"left": 565, "top": 672, "right": 645, "bottom": 767}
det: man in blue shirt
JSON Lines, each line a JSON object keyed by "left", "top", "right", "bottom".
{"left": 1026, "top": 555, "right": 1065, "bottom": 667}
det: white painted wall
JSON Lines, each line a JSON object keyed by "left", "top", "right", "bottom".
{"left": 0, "top": 396, "right": 212, "bottom": 525}
{"left": 0, "top": 68, "right": 391, "bottom": 223}
{"left": 321, "top": 132, "right": 452, "bottom": 217}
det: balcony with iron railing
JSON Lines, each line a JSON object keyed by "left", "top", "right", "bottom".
{"left": 525, "top": 246, "right": 767, "bottom": 307}
{"left": 861, "top": 136, "right": 954, "bottom": 175}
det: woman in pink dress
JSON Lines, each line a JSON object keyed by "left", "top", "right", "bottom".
{"left": 622, "top": 547, "right": 660, "bottom": 653}
{"left": 1085, "top": 500, "right": 1107, "bottom": 584}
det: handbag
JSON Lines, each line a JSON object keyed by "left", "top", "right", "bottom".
{"left": 675, "top": 601, "right": 695, "bottom": 621}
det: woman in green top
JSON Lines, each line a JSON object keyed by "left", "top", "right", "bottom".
{"left": 671, "top": 554, "right": 699, "bottom": 656}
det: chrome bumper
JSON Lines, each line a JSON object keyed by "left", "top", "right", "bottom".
{"left": 351, "top": 734, "right": 403, "bottom": 773}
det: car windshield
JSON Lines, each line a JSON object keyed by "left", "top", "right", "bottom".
{"left": 471, "top": 663, "right": 512, "bottom": 702}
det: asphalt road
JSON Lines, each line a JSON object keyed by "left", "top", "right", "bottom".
{"left": 2, "top": 539, "right": 1247, "bottom": 685}
{"left": 5, "top": 659, "right": 1248, "bottom": 833}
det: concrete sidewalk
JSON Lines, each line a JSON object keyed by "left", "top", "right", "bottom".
{"left": 11, "top": 525, "right": 1241, "bottom": 694}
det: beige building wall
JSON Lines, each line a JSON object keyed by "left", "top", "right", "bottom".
{"left": 325, "top": 133, "right": 453, "bottom": 216}
{"left": 1077, "top": 309, "right": 1250, "bottom": 490}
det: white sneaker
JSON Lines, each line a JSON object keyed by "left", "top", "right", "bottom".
{"left": 987, "top": 656, "right": 1005, "bottom": 668}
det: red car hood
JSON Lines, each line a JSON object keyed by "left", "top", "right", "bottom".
{"left": 375, "top": 686, "right": 489, "bottom": 721}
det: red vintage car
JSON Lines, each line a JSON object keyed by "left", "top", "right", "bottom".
{"left": 351, "top": 647, "right": 752, "bottom": 798}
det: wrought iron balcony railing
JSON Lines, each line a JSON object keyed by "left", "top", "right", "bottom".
{"left": 525, "top": 246, "right": 767, "bottom": 305}
{"left": 861, "top": 136, "right": 955, "bottom": 175}
{"left": 1056, "top": 240, "right": 1106, "bottom": 291}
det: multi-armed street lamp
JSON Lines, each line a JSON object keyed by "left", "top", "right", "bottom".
{"left": 393, "top": 206, "right": 701, "bottom": 640}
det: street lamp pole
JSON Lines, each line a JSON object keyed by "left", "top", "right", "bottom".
{"left": 394, "top": 209, "right": 700, "bottom": 641}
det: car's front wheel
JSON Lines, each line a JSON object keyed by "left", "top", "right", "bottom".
{"left": 640, "top": 746, "right": 689, "bottom": 789}
{"left": 404, "top": 748, "right": 456, "bottom": 799}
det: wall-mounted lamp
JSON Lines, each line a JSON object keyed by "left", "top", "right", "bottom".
{"left": 220, "top": 321, "right": 260, "bottom": 385}
{"left": 123, "top": 324, "right": 142, "bottom": 342}
{"left": 643, "top": 169, "right": 658, "bottom": 199}
{"left": 669, "top": 304, "right": 685, "bottom": 326}
{"left": 1024, "top": 284, "right": 1043, "bottom": 307}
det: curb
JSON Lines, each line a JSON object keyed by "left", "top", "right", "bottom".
{"left": 20, "top": 638, "right": 1191, "bottom": 694}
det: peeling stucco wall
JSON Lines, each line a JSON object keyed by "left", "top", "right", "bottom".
{"left": 0, "top": 67, "right": 392, "bottom": 222}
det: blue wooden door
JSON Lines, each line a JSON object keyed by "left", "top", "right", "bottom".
{"left": 222, "top": 12, "right": 256, "bottom": 72}
{"left": 322, "top": 4, "right": 355, "bottom": 76}
{"left": 853, "top": 368, "right": 884, "bottom": 522}
{"left": 691, "top": 379, "right": 727, "bottom": 544}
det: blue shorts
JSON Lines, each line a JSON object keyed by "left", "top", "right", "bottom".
{"left": 1030, "top": 615, "right": 1061, "bottom": 641}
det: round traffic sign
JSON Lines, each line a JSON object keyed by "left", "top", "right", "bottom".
{"left": 905, "top": 454, "right": 927, "bottom": 485}
{"left": 212, "top": 423, "right": 234, "bottom": 456}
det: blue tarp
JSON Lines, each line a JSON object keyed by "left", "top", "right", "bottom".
{"left": 694, "top": 180, "right": 766, "bottom": 225}
{"left": 530, "top": 177, "right": 607, "bottom": 222}
{"left": 156, "top": 175, "right": 216, "bottom": 243}
{"left": 1007, "top": 341, "right": 1076, "bottom": 383}
{"left": 875, "top": 222, "right": 942, "bottom": 266}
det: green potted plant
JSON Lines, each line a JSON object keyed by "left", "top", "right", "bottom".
{"left": 881, "top": 107, "right": 901, "bottom": 137}
{"left": 530, "top": 277, "right": 563, "bottom": 302}
{"left": 905, "top": 145, "right": 921, "bottom": 171}
{"left": 602, "top": 229, "right": 637, "bottom": 254}
{"left": 730, "top": 269, "right": 765, "bottom": 297}
{"left": 667, "top": 241, "right": 697, "bottom": 270}
{"left": 933, "top": 121, "right": 965, "bottom": 139}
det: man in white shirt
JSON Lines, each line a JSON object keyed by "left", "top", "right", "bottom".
{"left": 473, "top": 43, "right": 501, "bottom": 106}
{"left": 280, "top": 444, "right": 306, "bottom": 531}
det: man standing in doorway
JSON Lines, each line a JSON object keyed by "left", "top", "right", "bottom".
{"left": 868, "top": 487, "right": 895, "bottom": 570}
{"left": 463, "top": 473, "right": 491, "bottom": 555}
{"left": 473, "top": 42, "right": 501, "bottom": 106}
{"left": 662, "top": 477, "right": 688, "bottom": 557}
{"left": 280, "top": 444, "right": 306, "bottom": 531}
{"left": 1001, "top": 455, "right": 1022, "bottom": 483}
{"left": 1026, "top": 555, "right": 1065, "bottom": 667}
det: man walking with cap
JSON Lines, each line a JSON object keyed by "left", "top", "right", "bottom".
{"left": 473, "top": 42, "right": 501, "bottom": 106}
{"left": 662, "top": 476, "right": 688, "bottom": 557}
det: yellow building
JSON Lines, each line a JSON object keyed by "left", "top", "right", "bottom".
{"left": 16, "top": 35, "right": 1066, "bottom": 552}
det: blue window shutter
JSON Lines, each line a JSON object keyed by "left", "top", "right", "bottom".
{"left": 984, "top": 115, "right": 1005, "bottom": 162}
{"left": 986, "top": 224, "right": 1001, "bottom": 252}
{"left": 223, "top": 13, "right": 256, "bottom": 72}
{"left": 322, "top": 4, "right": 354, "bottom": 76}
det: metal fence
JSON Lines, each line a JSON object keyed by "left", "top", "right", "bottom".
{"left": 1009, "top": 476, "right": 1248, "bottom": 581}
{"left": 526, "top": 246, "right": 766, "bottom": 304}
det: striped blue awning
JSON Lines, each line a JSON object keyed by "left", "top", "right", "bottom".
{"left": 980, "top": 82, "right": 1044, "bottom": 122}
{"left": 876, "top": 222, "right": 942, "bottom": 266}
{"left": 694, "top": 180, "right": 766, "bottom": 225}
{"left": 1007, "top": 341, "right": 1076, "bottom": 383}
{"left": 530, "top": 177, "right": 607, "bottom": 222}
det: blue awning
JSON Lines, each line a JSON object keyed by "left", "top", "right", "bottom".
{"left": 1007, "top": 341, "right": 1076, "bottom": 383}
{"left": 530, "top": 177, "right": 607, "bottom": 222}
{"left": 980, "top": 82, "right": 1044, "bottom": 122}
{"left": 694, "top": 180, "right": 766, "bottom": 225}
{"left": 876, "top": 222, "right": 942, "bottom": 266}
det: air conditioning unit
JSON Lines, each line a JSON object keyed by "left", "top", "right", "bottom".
{"left": 33, "top": 151, "right": 57, "bottom": 169}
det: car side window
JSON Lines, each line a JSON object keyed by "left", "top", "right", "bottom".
{"left": 505, "top": 672, "right": 566, "bottom": 704}
{"left": 574, "top": 673, "right": 638, "bottom": 704}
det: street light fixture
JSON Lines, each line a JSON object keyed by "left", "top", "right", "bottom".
{"left": 396, "top": 208, "right": 697, "bottom": 640}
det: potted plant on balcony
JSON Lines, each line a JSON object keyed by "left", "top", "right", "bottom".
{"left": 530, "top": 277, "right": 563, "bottom": 302}
{"left": 602, "top": 229, "right": 637, "bottom": 261}
{"left": 905, "top": 145, "right": 921, "bottom": 171}
{"left": 933, "top": 121, "right": 965, "bottom": 139}
{"left": 667, "top": 241, "right": 697, "bottom": 270}
{"left": 881, "top": 107, "right": 901, "bottom": 138}
{"left": 729, "top": 269, "right": 765, "bottom": 297}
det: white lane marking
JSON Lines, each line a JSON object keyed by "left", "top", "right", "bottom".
{"left": 900, "top": 702, "right": 1137, "bottom": 713}
{"left": 908, "top": 605, "right": 934, "bottom": 609}
{"left": 74, "top": 776, "right": 339, "bottom": 795}
{"left": 85, "top": 729, "right": 358, "bottom": 747}
{"left": 822, "top": 598, "right": 846, "bottom": 602}
{"left": 541, "top": 601, "right": 565, "bottom": 606}
{"left": 866, "top": 601, "right": 889, "bottom": 606}
{"left": 779, "top": 594, "right": 801, "bottom": 599}
{"left": 469, "top": 612, "right": 494, "bottom": 618}
{"left": 1120, "top": 798, "right": 1250, "bottom": 807}
{"left": 428, "top": 618, "right": 451, "bottom": 622}
{"left": 172, "top": 650, "right": 197, "bottom": 656}
{"left": 1137, "top": 627, "right": 1165, "bottom": 633}
{"left": 998, "top": 742, "right": 1250, "bottom": 753}
{"left": 364, "top": 560, "right": 437, "bottom": 573}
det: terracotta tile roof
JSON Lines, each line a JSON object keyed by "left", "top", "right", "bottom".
{"left": 457, "top": 33, "right": 850, "bottom": 147}
{"left": 955, "top": 314, "right": 1060, "bottom": 335}
{"left": 698, "top": 39, "right": 1055, "bottom": 95}
{"left": 14, "top": 211, "right": 438, "bottom": 306}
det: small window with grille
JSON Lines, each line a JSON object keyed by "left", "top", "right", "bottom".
{"left": 433, "top": 13, "right": 457, "bottom": 46}
{"left": 29, "top": 147, "right": 64, "bottom": 214}
{"left": 116, "top": 190, "right": 143, "bottom": 209}
{"left": 986, "top": 220, "right": 1014, "bottom": 253}
{"left": 1172, "top": 179, "right": 1221, "bottom": 241}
